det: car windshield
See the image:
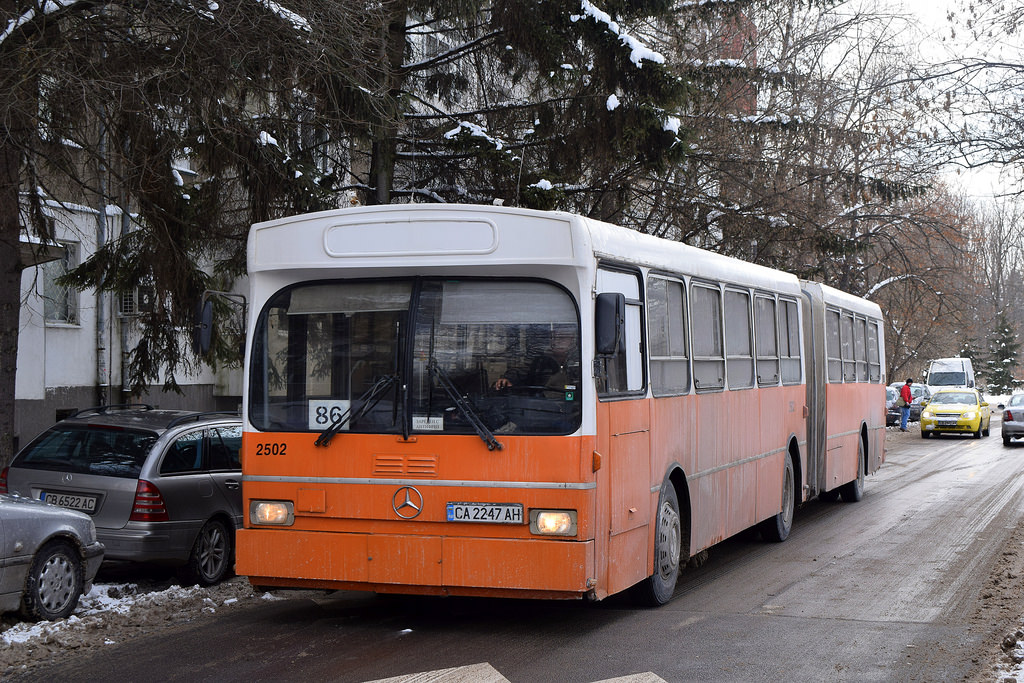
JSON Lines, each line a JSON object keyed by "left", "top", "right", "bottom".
{"left": 1008, "top": 394, "right": 1024, "bottom": 407}
{"left": 931, "top": 392, "right": 976, "bottom": 405}
{"left": 929, "top": 371, "right": 966, "bottom": 386}
{"left": 886, "top": 388, "right": 897, "bottom": 400}
{"left": 15, "top": 425, "right": 159, "bottom": 478}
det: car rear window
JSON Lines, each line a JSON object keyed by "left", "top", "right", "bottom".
{"left": 15, "top": 425, "right": 159, "bottom": 478}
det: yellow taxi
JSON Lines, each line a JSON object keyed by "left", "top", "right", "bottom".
{"left": 920, "top": 388, "right": 991, "bottom": 439}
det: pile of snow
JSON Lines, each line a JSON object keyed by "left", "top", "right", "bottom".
{"left": 0, "top": 577, "right": 276, "bottom": 675}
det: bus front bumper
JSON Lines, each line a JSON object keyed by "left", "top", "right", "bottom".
{"left": 236, "top": 528, "right": 595, "bottom": 600}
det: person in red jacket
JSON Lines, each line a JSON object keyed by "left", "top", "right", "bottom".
{"left": 899, "top": 378, "right": 914, "bottom": 431}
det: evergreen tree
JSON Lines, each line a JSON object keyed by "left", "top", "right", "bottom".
{"left": 958, "top": 337, "right": 983, "bottom": 384}
{"left": 0, "top": 0, "right": 386, "bottom": 464}
{"left": 984, "top": 312, "right": 1021, "bottom": 395}
{"left": 359, "top": 0, "right": 693, "bottom": 221}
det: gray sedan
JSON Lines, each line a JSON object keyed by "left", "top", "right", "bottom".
{"left": 0, "top": 493, "right": 104, "bottom": 620}
{"left": 1000, "top": 394, "right": 1024, "bottom": 446}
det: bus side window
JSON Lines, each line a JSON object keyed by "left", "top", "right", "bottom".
{"left": 755, "top": 294, "right": 780, "bottom": 386}
{"left": 854, "top": 317, "right": 868, "bottom": 382}
{"left": 648, "top": 276, "right": 689, "bottom": 396}
{"left": 596, "top": 268, "right": 644, "bottom": 395}
{"left": 725, "top": 289, "right": 754, "bottom": 389}
{"left": 826, "top": 308, "right": 842, "bottom": 383}
{"left": 867, "top": 320, "right": 881, "bottom": 382}
{"left": 841, "top": 312, "right": 856, "bottom": 382}
{"left": 691, "top": 283, "right": 724, "bottom": 392}
{"left": 779, "top": 298, "right": 802, "bottom": 384}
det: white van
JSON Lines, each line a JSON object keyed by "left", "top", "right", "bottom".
{"left": 926, "top": 357, "right": 976, "bottom": 390}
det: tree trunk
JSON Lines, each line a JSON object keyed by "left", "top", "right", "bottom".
{"left": 0, "top": 138, "right": 24, "bottom": 467}
{"left": 367, "top": 1, "right": 409, "bottom": 205}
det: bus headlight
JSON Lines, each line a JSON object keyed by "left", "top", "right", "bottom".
{"left": 250, "top": 501, "right": 295, "bottom": 526}
{"left": 530, "top": 509, "right": 577, "bottom": 536}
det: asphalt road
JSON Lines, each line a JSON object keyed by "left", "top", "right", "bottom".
{"left": 13, "top": 424, "right": 1024, "bottom": 682}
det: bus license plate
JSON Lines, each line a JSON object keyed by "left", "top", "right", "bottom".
{"left": 41, "top": 491, "right": 98, "bottom": 513}
{"left": 447, "top": 502, "right": 523, "bottom": 524}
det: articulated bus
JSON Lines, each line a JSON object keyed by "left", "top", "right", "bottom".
{"left": 236, "top": 204, "right": 885, "bottom": 604}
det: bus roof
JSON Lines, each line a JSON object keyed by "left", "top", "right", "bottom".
{"left": 249, "top": 204, "right": 802, "bottom": 294}
{"left": 802, "top": 280, "right": 882, "bottom": 319}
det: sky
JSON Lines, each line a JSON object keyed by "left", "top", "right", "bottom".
{"left": 896, "top": 0, "right": 1022, "bottom": 200}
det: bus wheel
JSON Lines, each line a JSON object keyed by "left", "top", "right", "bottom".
{"left": 634, "top": 481, "right": 681, "bottom": 607}
{"left": 760, "top": 452, "right": 795, "bottom": 542}
{"left": 839, "top": 440, "right": 865, "bottom": 503}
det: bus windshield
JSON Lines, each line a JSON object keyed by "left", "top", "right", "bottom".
{"left": 249, "top": 278, "right": 582, "bottom": 436}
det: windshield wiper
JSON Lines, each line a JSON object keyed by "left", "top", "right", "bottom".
{"left": 428, "top": 359, "right": 502, "bottom": 451}
{"left": 314, "top": 374, "right": 398, "bottom": 448}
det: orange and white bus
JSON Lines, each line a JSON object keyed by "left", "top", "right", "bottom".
{"left": 235, "top": 204, "right": 885, "bottom": 604}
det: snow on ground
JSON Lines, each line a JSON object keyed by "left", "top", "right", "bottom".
{"left": 0, "top": 574, "right": 277, "bottom": 676}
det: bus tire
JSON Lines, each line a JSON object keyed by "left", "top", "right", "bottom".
{"left": 760, "top": 451, "right": 795, "bottom": 542}
{"left": 839, "top": 440, "right": 865, "bottom": 503}
{"left": 633, "top": 481, "right": 681, "bottom": 607}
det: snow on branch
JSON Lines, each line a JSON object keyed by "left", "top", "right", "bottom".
{"left": 1, "top": 0, "right": 80, "bottom": 48}
{"left": 254, "top": 0, "right": 311, "bottom": 33}
{"left": 443, "top": 121, "right": 506, "bottom": 151}
{"left": 570, "top": 0, "right": 665, "bottom": 68}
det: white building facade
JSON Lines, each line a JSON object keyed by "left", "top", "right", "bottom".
{"left": 16, "top": 199, "right": 241, "bottom": 450}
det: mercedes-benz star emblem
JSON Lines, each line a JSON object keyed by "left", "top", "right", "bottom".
{"left": 392, "top": 486, "right": 423, "bottom": 519}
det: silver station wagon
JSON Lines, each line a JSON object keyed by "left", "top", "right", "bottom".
{"left": 1, "top": 406, "right": 242, "bottom": 585}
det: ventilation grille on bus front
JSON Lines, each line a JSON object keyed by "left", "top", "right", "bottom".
{"left": 373, "top": 455, "right": 438, "bottom": 478}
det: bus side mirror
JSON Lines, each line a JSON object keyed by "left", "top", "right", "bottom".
{"left": 195, "top": 299, "right": 214, "bottom": 355}
{"left": 595, "top": 292, "right": 625, "bottom": 355}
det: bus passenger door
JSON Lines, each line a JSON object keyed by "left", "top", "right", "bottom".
{"left": 596, "top": 268, "right": 651, "bottom": 595}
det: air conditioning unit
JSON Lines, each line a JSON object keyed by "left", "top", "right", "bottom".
{"left": 118, "top": 286, "right": 155, "bottom": 317}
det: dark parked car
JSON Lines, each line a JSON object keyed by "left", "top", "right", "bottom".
{"left": 887, "top": 382, "right": 931, "bottom": 424}
{"left": 0, "top": 493, "right": 104, "bottom": 620}
{"left": 1, "top": 406, "right": 241, "bottom": 585}
{"left": 886, "top": 386, "right": 899, "bottom": 426}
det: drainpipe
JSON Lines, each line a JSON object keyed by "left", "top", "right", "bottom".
{"left": 95, "top": 123, "right": 109, "bottom": 406}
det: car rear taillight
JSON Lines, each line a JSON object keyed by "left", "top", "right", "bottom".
{"left": 1007, "top": 410, "right": 1015, "bottom": 422}
{"left": 0, "top": 466, "right": 7, "bottom": 494}
{"left": 130, "top": 479, "right": 169, "bottom": 522}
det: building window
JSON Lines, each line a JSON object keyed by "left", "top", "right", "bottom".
{"left": 43, "top": 242, "right": 78, "bottom": 324}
